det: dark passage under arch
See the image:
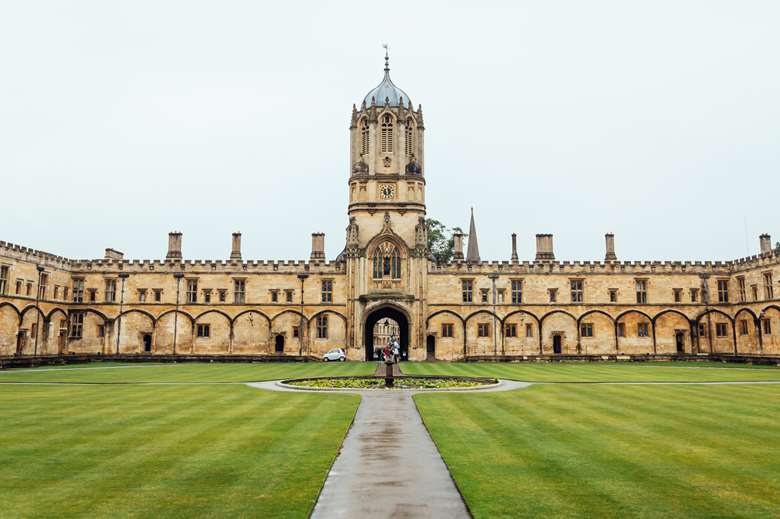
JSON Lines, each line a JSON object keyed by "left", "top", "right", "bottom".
{"left": 364, "top": 307, "right": 409, "bottom": 361}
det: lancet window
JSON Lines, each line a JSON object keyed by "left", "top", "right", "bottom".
{"left": 380, "top": 114, "right": 393, "bottom": 153}
{"left": 372, "top": 242, "right": 401, "bottom": 279}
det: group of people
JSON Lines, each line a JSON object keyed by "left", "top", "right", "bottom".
{"left": 380, "top": 337, "right": 401, "bottom": 363}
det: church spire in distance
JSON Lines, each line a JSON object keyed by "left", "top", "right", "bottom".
{"left": 466, "top": 207, "right": 481, "bottom": 264}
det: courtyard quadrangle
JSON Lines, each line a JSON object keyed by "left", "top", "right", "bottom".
{"left": 1, "top": 361, "right": 779, "bottom": 518}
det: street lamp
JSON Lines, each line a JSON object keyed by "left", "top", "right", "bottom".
{"left": 115, "top": 272, "right": 129, "bottom": 355}
{"left": 33, "top": 265, "right": 44, "bottom": 357}
{"left": 173, "top": 272, "right": 184, "bottom": 356}
{"left": 488, "top": 273, "right": 498, "bottom": 357}
{"left": 297, "top": 273, "right": 309, "bottom": 356}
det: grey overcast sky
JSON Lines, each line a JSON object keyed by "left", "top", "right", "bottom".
{"left": 1, "top": 1, "right": 778, "bottom": 262}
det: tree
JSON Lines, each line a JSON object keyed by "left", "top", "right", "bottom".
{"left": 426, "top": 218, "right": 463, "bottom": 264}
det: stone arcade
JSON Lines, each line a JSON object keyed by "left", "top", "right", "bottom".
{"left": 1, "top": 55, "right": 779, "bottom": 361}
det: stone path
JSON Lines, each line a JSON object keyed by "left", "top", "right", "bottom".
{"left": 311, "top": 390, "right": 470, "bottom": 519}
{"left": 247, "top": 378, "right": 529, "bottom": 519}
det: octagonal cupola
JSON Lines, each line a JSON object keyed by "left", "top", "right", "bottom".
{"left": 362, "top": 51, "right": 412, "bottom": 108}
{"left": 349, "top": 49, "right": 425, "bottom": 180}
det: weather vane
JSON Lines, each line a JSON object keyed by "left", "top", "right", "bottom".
{"left": 382, "top": 43, "right": 389, "bottom": 71}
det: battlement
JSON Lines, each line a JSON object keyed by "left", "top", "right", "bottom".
{"left": 0, "top": 240, "right": 72, "bottom": 269}
{"left": 428, "top": 257, "right": 744, "bottom": 275}
{"left": 68, "top": 257, "right": 346, "bottom": 274}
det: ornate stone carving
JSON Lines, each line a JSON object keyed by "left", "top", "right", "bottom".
{"left": 352, "top": 159, "right": 368, "bottom": 174}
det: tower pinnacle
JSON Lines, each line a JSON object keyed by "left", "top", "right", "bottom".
{"left": 466, "top": 207, "right": 481, "bottom": 264}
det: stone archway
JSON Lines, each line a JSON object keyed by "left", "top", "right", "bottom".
{"left": 364, "top": 306, "right": 409, "bottom": 361}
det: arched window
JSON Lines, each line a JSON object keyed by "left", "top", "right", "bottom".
{"left": 405, "top": 118, "right": 414, "bottom": 156}
{"left": 360, "top": 118, "right": 369, "bottom": 155}
{"left": 372, "top": 242, "right": 401, "bottom": 280}
{"left": 381, "top": 114, "right": 393, "bottom": 153}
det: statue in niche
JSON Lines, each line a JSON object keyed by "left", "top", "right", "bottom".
{"left": 352, "top": 157, "right": 368, "bottom": 174}
{"left": 405, "top": 154, "right": 422, "bottom": 175}
{"left": 346, "top": 217, "right": 359, "bottom": 246}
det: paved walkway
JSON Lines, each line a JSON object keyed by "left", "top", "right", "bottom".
{"left": 248, "top": 378, "right": 528, "bottom": 519}
{"left": 311, "top": 390, "right": 470, "bottom": 519}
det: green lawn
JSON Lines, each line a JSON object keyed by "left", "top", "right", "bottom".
{"left": 0, "top": 360, "right": 375, "bottom": 383}
{"left": 0, "top": 363, "right": 366, "bottom": 518}
{"left": 413, "top": 363, "right": 780, "bottom": 518}
{"left": 401, "top": 361, "right": 780, "bottom": 382}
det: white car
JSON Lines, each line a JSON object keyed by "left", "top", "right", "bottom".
{"left": 323, "top": 348, "right": 346, "bottom": 362}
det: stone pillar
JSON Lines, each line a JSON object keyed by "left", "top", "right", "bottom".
{"left": 535, "top": 234, "right": 554, "bottom": 261}
{"left": 310, "top": 233, "right": 325, "bottom": 262}
{"left": 511, "top": 233, "right": 519, "bottom": 263}
{"left": 604, "top": 233, "right": 617, "bottom": 261}
{"left": 760, "top": 234, "right": 772, "bottom": 255}
{"left": 453, "top": 232, "right": 464, "bottom": 261}
{"left": 166, "top": 232, "right": 182, "bottom": 260}
{"left": 230, "top": 232, "right": 242, "bottom": 261}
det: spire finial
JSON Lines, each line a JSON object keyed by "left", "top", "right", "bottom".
{"left": 382, "top": 43, "right": 389, "bottom": 72}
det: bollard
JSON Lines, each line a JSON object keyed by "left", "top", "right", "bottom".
{"left": 385, "top": 360, "right": 394, "bottom": 387}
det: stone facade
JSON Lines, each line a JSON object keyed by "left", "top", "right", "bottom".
{"left": 1, "top": 57, "right": 779, "bottom": 361}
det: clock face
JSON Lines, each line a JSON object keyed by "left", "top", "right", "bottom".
{"left": 379, "top": 184, "right": 396, "bottom": 200}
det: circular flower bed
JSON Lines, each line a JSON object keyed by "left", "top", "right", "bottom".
{"left": 282, "top": 375, "right": 498, "bottom": 390}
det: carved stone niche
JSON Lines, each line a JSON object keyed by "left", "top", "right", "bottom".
{"left": 383, "top": 156, "right": 392, "bottom": 168}
{"left": 352, "top": 159, "right": 368, "bottom": 174}
{"left": 405, "top": 155, "right": 422, "bottom": 175}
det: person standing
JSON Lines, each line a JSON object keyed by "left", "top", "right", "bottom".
{"left": 391, "top": 337, "right": 400, "bottom": 363}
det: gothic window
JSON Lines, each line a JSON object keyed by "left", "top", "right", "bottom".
{"left": 321, "top": 280, "right": 333, "bottom": 303}
{"left": 635, "top": 279, "right": 647, "bottom": 304}
{"left": 186, "top": 279, "right": 198, "bottom": 303}
{"left": 715, "top": 323, "right": 728, "bottom": 337}
{"left": 462, "top": 279, "right": 473, "bottom": 303}
{"left": 0, "top": 265, "right": 8, "bottom": 294}
{"left": 360, "top": 118, "right": 369, "bottom": 155}
{"left": 69, "top": 311, "right": 84, "bottom": 339}
{"left": 405, "top": 118, "right": 414, "bottom": 155}
{"left": 234, "top": 279, "right": 246, "bottom": 304}
{"left": 380, "top": 114, "right": 393, "bottom": 153}
{"left": 717, "top": 279, "right": 729, "bottom": 303}
{"left": 372, "top": 242, "right": 401, "bottom": 280}
{"left": 197, "top": 324, "right": 210, "bottom": 338}
{"left": 105, "top": 279, "right": 117, "bottom": 303}
{"left": 38, "top": 273, "right": 48, "bottom": 300}
{"left": 570, "top": 279, "right": 583, "bottom": 303}
{"left": 763, "top": 272, "right": 774, "bottom": 299}
{"left": 316, "top": 315, "right": 329, "bottom": 339}
{"left": 72, "top": 279, "right": 85, "bottom": 303}
{"left": 441, "top": 323, "right": 454, "bottom": 338}
{"left": 511, "top": 279, "right": 523, "bottom": 304}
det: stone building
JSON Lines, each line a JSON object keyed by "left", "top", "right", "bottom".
{"left": 1, "top": 54, "right": 779, "bottom": 361}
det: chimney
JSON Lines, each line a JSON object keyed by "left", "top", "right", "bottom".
{"left": 511, "top": 233, "right": 519, "bottom": 263}
{"left": 104, "top": 248, "right": 124, "bottom": 261}
{"left": 310, "top": 233, "right": 325, "bottom": 262}
{"left": 230, "top": 232, "right": 242, "bottom": 261}
{"left": 166, "top": 232, "right": 182, "bottom": 260}
{"left": 760, "top": 234, "right": 772, "bottom": 255}
{"left": 604, "top": 233, "right": 617, "bottom": 261}
{"left": 453, "top": 232, "right": 464, "bottom": 261}
{"left": 535, "top": 234, "right": 555, "bottom": 261}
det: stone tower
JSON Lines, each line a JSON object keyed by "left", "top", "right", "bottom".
{"left": 344, "top": 50, "right": 429, "bottom": 361}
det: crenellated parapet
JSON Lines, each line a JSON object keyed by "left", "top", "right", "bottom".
{"left": 0, "top": 240, "right": 72, "bottom": 270}
{"left": 69, "top": 258, "right": 346, "bottom": 275}
{"left": 429, "top": 258, "right": 737, "bottom": 276}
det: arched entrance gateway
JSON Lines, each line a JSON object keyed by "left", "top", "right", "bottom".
{"left": 364, "top": 306, "right": 409, "bottom": 361}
